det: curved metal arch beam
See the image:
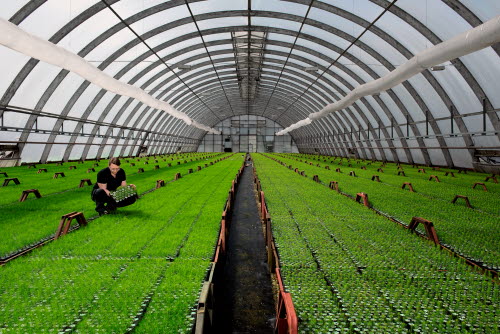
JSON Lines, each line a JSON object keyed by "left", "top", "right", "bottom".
{"left": 172, "top": 65, "right": 330, "bottom": 119}
{"left": 159, "top": 58, "right": 371, "bottom": 157}
{"left": 167, "top": 78, "right": 325, "bottom": 144}
{"left": 183, "top": 74, "right": 370, "bottom": 158}
{"left": 17, "top": 7, "right": 455, "bottom": 162}
{"left": 290, "top": 0, "right": 488, "bottom": 165}
{"left": 183, "top": 75, "right": 367, "bottom": 158}
{"left": 252, "top": 49, "right": 404, "bottom": 161}
{"left": 9, "top": 0, "right": 203, "bottom": 161}
{"left": 264, "top": 39, "right": 414, "bottom": 160}
{"left": 166, "top": 47, "right": 396, "bottom": 161}
{"left": 282, "top": 6, "right": 457, "bottom": 165}
{"left": 126, "top": 21, "right": 446, "bottom": 164}
{"left": 49, "top": 13, "right": 406, "bottom": 163}
{"left": 2, "top": 1, "right": 123, "bottom": 162}
{"left": 371, "top": 0, "right": 500, "bottom": 150}
{"left": 441, "top": 0, "right": 500, "bottom": 56}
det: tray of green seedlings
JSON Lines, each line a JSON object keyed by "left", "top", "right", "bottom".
{"left": 252, "top": 154, "right": 499, "bottom": 333}
{"left": 287, "top": 153, "right": 500, "bottom": 216}
{"left": 0, "top": 153, "right": 230, "bottom": 262}
{"left": 0, "top": 155, "right": 244, "bottom": 333}
{"left": 264, "top": 153, "right": 500, "bottom": 272}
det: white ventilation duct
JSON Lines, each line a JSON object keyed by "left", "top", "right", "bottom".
{"left": 277, "top": 15, "right": 500, "bottom": 136}
{"left": 0, "top": 18, "right": 221, "bottom": 135}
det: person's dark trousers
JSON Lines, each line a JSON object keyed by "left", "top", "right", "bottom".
{"left": 91, "top": 188, "right": 117, "bottom": 213}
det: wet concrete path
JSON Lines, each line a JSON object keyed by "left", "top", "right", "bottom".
{"left": 215, "top": 159, "right": 275, "bottom": 333}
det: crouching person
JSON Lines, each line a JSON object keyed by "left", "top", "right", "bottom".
{"left": 91, "top": 157, "right": 136, "bottom": 216}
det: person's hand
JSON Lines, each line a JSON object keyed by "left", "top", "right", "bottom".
{"left": 130, "top": 184, "right": 136, "bottom": 189}
{"left": 104, "top": 189, "right": 111, "bottom": 197}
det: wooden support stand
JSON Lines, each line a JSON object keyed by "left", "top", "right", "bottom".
{"left": 53, "top": 172, "right": 65, "bottom": 179}
{"left": 69, "top": 166, "right": 77, "bottom": 170}
{"left": 451, "top": 195, "right": 472, "bottom": 208}
{"left": 138, "top": 168, "right": 145, "bottom": 173}
{"left": 174, "top": 173, "right": 182, "bottom": 180}
{"left": 355, "top": 193, "right": 369, "bottom": 207}
{"left": 377, "top": 168, "right": 384, "bottom": 173}
{"left": 472, "top": 182, "right": 487, "bottom": 191}
{"left": 397, "top": 171, "right": 406, "bottom": 176}
{"left": 79, "top": 179, "right": 92, "bottom": 188}
{"left": 325, "top": 165, "right": 330, "bottom": 170}
{"left": 0, "top": 172, "right": 7, "bottom": 177}
{"left": 408, "top": 217, "right": 439, "bottom": 244}
{"left": 418, "top": 168, "right": 426, "bottom": 173}
{"left": 27, "top": 164, "right": 37, "bottom": 169}
{"left": 371, "top": 175, "right": 380, "bottom": 182}
{"left": 87, "top": 168, "right": 95, "bottom": 173}
{"left": 329, "top": 181, "right": 339, "bottom": 192}
{"left": 312, "top": 175, "right": 320, "bottom": 183}
{"left": 335, "top": 168, "right": 341, "bottom": 173}
{"left": 204, "top": 164, "right": 208, "bottom": 168}
{"left": 55, "top": 212, "right": 87, "bottom": 239}
{"left": 188, "top": 168, "right": 193, "bottom": 174}
{"left": 197, "top": 166, "right": 202, "bottom": 171}
{"left": 19, "top": 189, "right": 42, "bottom": 202}
{"left": 432, "top": 167, "right": 440, "bottom": 171}
{"left": 402, "top": 182, "right": 415, "bottom": 192}
{"left": 37, "top": 168, "right": 47, "bottom": 173}
{"left": 154, "top": 165, "right": 160, "bottom": 170}
{"left": 144, "top": 161, "right": 149, "bottom": 165}
{"left": 349, "top": 171, "right": 357, "bottom": 177}
{"left": 300, "top": 171, "right": 305, "bottom": 176}
{"left": 458, "top": 170, "right": 467, "bottom": 174}
{"left": 361, "top": 166, "right": 366, "bottom": 170}
{"left": 444, "top": 171, "right": 455, "bottom": 177}
{"left": 56, "top": 162, "right": 64, "bottom": 166}
{"left": 156, "top": 180, "right": 165, "bottom": 189}
{"left": 484, "top": 176, "right": 498, "bottom": 183}
{"left": 1, "top": 177, "right": 20, "bottom": 187}
{"left": 428, "top": 175, "right": 440, "bottom": 182}
{"left": 93, "top": 163, "right": 99, "bottom": 167}
{"left": 78, "top": 160, "right": 84, "bottom": 164}
{"left": 130, "top": 163, "right": 135, "bottom": 167}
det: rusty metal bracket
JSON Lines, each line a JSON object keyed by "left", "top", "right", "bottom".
{"left": 408, "top": 217, "right": 439, "bottom": 244}
{"left": 55, "top": 212, "right": 87, "bottom": 239}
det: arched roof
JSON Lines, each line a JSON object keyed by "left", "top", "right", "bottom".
{"left": 0, "top": 0, "right": 499, "bottom": 167}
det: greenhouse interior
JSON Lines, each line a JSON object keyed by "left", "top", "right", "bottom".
{"left": 0, "top": 1, "right": 499, "bottom": 333}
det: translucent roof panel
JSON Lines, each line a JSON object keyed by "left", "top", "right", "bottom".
{"left": 0, "top": 0, "right": 498, "bottom": 167}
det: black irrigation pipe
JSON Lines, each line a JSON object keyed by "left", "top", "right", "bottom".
{"left": 0, "top": 153, "right": 230, "bottom": 266}
{"left": 260, "top": 153, "right": 499, "bottom": 281}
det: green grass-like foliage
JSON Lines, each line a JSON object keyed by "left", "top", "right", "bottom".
{"left": 0, "top": 154, "right": 244, "bottom": 333}
{"left": 0, "top": 153, "right": 222, "bottom": 259}
{"left": 252, "top": 153, "right": 498, "bottom": 334}
{"left": 271, "top": 153, "right": 500, "bottom": 271}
